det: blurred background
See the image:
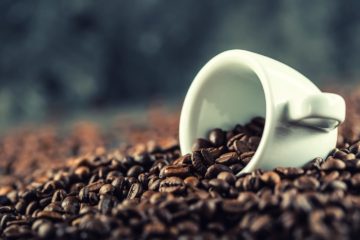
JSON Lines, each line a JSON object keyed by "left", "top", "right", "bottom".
{"left": 0, "top": 0, "right": 359, "bottom": 127}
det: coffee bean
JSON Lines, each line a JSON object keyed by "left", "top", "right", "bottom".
{"left": 44, "top": 202, "right": 63, "bottom": 212}
{"left": 15, "top": 200, "right": 27, "bottom": 214}
{"left": 249, "top": 215, "right": 270, "bottom": 232}
{"left": 86, "top": 180, "right": 105, "bottom": 192}
{"left": 148, "top": 178, "right": 161, "bottom": 191}
{"left": 184, "top": 176, "right": 200, "bottom": 188}
{"left": 99, "top": 184, "right": 115, "bottom": 195}
{"left": 61, "top": 196, "right": 80, "bottom": 214}
{"left": 217, "top": 172, "right": 236, "bottom": 185}
{"left": 98, "top": 194, "right": 115, "bottom": 214}
{"left": 159, "top": 177, "right": 185, "bottom": 194}
{"left": 51, "top": 189, "right": 67, "bottom": 203}
{"left": 208, "top": 129, "right": 226, "bottom": 147}
{"left": 205, "top": 164, "right": 232, "bottom": 179}
{"left": 275, "top": 167, "right": 305, "bottom": 178}
{"left": 216, "top": 152, "right": 239, "bottom": 165}
{"left": 200, "top": 149, "right": 215, "bottom": 166}
{"left": 37, "top": 222, "right": 54, "bottom": 238}
{"left": 173, "top": 154, "right": 192, "bottom": 165}
{"left": 127, "top": 182, "right": 142, "bottom": 199}
{"left": 351, "top": 173, "right": 360, "bottom": 188}
{"left": 127, "top": 165, "right": 145, "bottom": 177}
{"left": 159, "top": 165, "right": 191, "bottom": 178}
{"left": 25, "top": 201, "right": 38, "bottom": 215}
{"left": 321, "top": 157, "right": 346, "bottom": 170}
{"left": 229, "top": 163, "right": 245, "bottom": 175}
{"left": 260, "top": 171, "right": 281, "bottom": 186}
{"left": 294, "top": 176, "right": 319, "bottom": 191}
{"left": 74, "top": 166, "right": 90, "bottom": 179}
{"left": 191, "top": 151, "right": 207, "bottom": 174}
{"left": 37, "top": 211, "right": 63, "bottom": 221}
{"left": 209, "top": 179, "right": 229, "bottom": 192}
{"left": 192, "top": 138, "right": 213, "bottom": 151}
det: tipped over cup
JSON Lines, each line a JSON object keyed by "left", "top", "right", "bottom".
{"left": 179, "top": 50, "right": 346, "bottom": 174}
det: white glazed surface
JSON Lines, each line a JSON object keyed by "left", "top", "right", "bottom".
{"left": 179, "top": 50, "right": 346, "bottom": 173}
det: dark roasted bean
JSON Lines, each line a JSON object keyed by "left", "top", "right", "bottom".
{"left": 217, "top": 171, "right": 236, "bottom": 185}
{"left": 184, "top": 176, "right": 200, "bottom": 188}
{"left": 216, "top": 152, "right": 239, "bottom": 165}
{"left": 52, "top": 189, "right": 67, "bottom": 203}
{"left": 321, "top": 157, "right": 346, "bottom": 170}
{"left": 260, "top": 171, "right": 281, "bottom": 186}
{"left": 61, "top": 196, "right": 80, "bottom": 214}
{"left": 294, "top": 176, "right": 320, "bottom": 191}
{"left": 192, "top": 138, "right": 213, "bottom": 151}
{"left": 191, "top": 151, "right": 207, "bottom": 174}
{"left": 159, "top": 165, "right": 191, "bottom": 178}
{"left": 127, "top": 165, "right": 145, "bottom": 177}
{"left": 99, "top": 184, "right": 115, "bottom": 195}
{"left": 127, "top": 182, "right": 142, "bottom": 199}
{"left": 208, "top": 128, "right": 226, "bottom": 147}
{"left": 159, "top": 177, "right": 185, "bottom": 194}
{"left": 205, "top": 164, "right": 232, "bottom": 179}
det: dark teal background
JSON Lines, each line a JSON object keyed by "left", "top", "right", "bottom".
{"left": 0, "top": 0, "right": 359, "bottom": 124}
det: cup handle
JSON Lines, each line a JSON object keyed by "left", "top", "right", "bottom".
{"left": 286, "top": 93, "right": 346, "bottom": 131}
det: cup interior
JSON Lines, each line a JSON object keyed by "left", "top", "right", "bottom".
{"left": 183, "top": 60, "right": 267, "bottom": 153}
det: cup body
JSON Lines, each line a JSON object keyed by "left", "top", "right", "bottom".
{"left": 179, "top": 50, "right": 345, "bottom": 172}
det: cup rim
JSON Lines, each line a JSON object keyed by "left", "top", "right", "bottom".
{"left": 179, "top": 49, "right": 276, "bottom": 173}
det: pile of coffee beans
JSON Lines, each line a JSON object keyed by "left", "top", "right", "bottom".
{"left": 191, "top": 117, "right": 264, "bottom": 174}
{"left": 0, "top": 90, "right": 360, "bottom": 239}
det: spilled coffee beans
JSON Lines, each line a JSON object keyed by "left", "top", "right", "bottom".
{"left": 1, "top": 115, "right": 360, "bottom": 239}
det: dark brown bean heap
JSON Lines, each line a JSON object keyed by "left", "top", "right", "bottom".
{"left": 192, "top": 117, "right": 264, "bottom": 174}
{"left": 1, "top": 112, "right": 360, "bottom": 239}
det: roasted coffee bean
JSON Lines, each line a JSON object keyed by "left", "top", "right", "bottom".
{"left": 275, "top": 167, "right": 304, "bottom": 178}
{"left": 127, "top": 182, "right": 142, "bottom": 199}
{"left": 192, "top": 138, "right": 213, "bottom": 151}
{"left": 260, "top": 171, "right": 281, "bottom": 186}
{"left": 127, "top": 165, "right": 145, "bottom": 177}
{"left": 321, "top": 157, "right": 346, "bottom": 170}
{"left": 209, "top": 179, "right": 230, "bottom": 192}
{"left": 205, "top": 164, "right": 232, "bottom": 179}
{"left": 294, "top": 176, "right": 320, "bottom": 191}
{"left": 200, "top": 149, "right": 215, "bottom": 166}
{"left": 159, "top": 165, "right": 191, "bottom": 178}
{"left": 15, "top": 200, "right": 27, "bottom": 214}
{"left": 44, "top": 202, "right": 63, "bottom": 212}
{"left": 37, "top": 222, "right": 54, "bottom": 238}
{"left": 191, "top": 151, "right": 207, "bottom": 174}
{"left": 216, "top": 152, "right": 239, "bottom": 165}
{"left": 111, "top": 176, "right": 125, "bottom": 193}
{"left": 99, "top": 184, "right": 116, "bottom": 195}
{"left": 98, "top": 194, "right": 115, "bottom": 214}
{"left": 25, "top": 201, "right": 38, "bottom": 215}
{"left": 184, "top": 176, "right": 200, "bottom": 188}
{"left": 52, "top": 189, "right": 67, "bottom": 203}
{"left": 229, "top": 163, "right": 245, "bottom": 174}
{"left": 217, "top": 171, "right": 236, "bottom": 185}
{"left": 234, "top": 140, "right": 250, "bottom": 153}
{"left": 37, "top": 211, "right": 63, "bottom": 221}
{"left": 159, "top": 177, "right": 185, "bottom": 194}
{"left": 61, "top": 196, "right": 80, "bottom": 214}
{"left": 208, "top": 128, "right": 226, "bottom": 147}
{"left": 74, "top": 166, "right": 90, "bottom": 179}
{"left": 173, "top": 154, "right": 192, "bottom": 165}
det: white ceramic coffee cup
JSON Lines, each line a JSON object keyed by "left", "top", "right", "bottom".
{"left": 179, "top": 50, "right": 346, "bottom": 173}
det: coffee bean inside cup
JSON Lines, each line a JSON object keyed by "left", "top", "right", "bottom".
{"left": 191, "top": 117, "right": 265, "bottom": 174}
